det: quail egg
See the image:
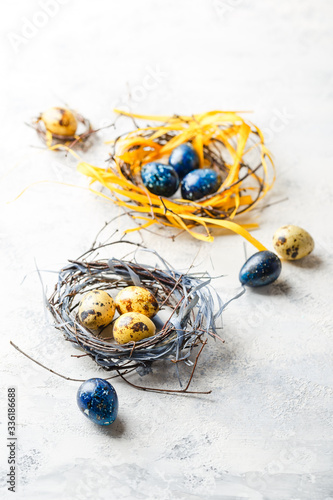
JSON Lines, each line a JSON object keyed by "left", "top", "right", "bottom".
{"left": 181, "top": 168, "right": 221, "bottom": 201}
{"left": 115, "top": 286, "right": 159, "bottom": 318}
{"left": 141, "top": 162, "right": 179, "bottom": 197}
{"left": 273, "top": 225, "right": 314, "bottom": 260}
{"left": 239, "top": 250, "right": 282, "bottom": 287}
{"left": 169, "top": 143, "right": 200, "bottom": 179}
{"left": 113, "top": 312, "right": 156, "bottom": 344}
{"left": 77, "top": 378, "right": 118, "bottom": 426}
{"left": 78, "top": 290, "right": 115, "bottom": 330}
{"left": 41, "top": 107, "right": 78, "bottom": 136}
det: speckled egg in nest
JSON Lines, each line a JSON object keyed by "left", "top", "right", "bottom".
{"left": 77, "top": 110, "right": 275, "bottom": 243}
{"left": 32, "top": 106, "right": 94, "bottom": 149}
{"left": 47, "top": 241, "right": 240, "bottom": 378}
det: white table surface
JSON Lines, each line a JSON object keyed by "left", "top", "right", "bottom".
{"left": 1, "top": 1, "right": 333, "bottom": 499}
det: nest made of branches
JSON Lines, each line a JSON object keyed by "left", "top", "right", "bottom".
{"left": 77, "top": 110, "right": 275, "bottom": 245}
{"left": 47, "top": 242, "right": 243, "bottom": 388}
{"left": 31, "top": 109, "right": 94, "bottom": 150}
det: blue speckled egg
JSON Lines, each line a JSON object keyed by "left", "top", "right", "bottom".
{"left": 169, "top": 143, "right": 200, "bottom": 179}
{"left": 181, "top": 168, "right": 221, "bottom": 201}
{"left": 239, "top": 251, "right": 282, "bottom": 287}
{"left": 141, "top": 162, "right": 179, "bottom": 197}
{"left": 77, "top": 378, "right": 118, "bottom": 426}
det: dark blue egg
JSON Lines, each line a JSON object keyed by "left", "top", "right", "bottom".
{"left": 239, "top": 251, "right": 282, "bottom": 287}
{"left": 141, "top": 162, "right": 179, "bottom": 197}
{"left": 77, "top": 378, "right": 118, "bottom": 426}
{"left": 181, "top": 168, "right": 221, "bottom": 201}
{"left": 169, "top": 143, "right": 200, "bottom": 179}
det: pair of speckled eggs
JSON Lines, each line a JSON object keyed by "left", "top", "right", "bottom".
{"left": 239, "top": 225, "right": 315, "bottom": 287}
{"left": 141, "top": 143, "right": 221, "bottom": 200}
{"left": 78, "top": 286, "right": 159, "bottom": 344}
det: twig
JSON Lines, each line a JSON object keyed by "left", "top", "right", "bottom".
{"left": 116, "top": 341, "right": 211, "bottom": 395}
{"left": 9, "top": 341, "right": 136, "bottom": 382}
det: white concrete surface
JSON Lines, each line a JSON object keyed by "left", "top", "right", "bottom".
{"left": 1, "top": 1, "right": 333, "bottom": 499}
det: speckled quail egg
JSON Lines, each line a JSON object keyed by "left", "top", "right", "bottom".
{"left": 169, "top": 143, "right": 200, "bottom": 179}
{"left": 239, "top": 250, "right": 282, "bottom": 287}
{"left": 41, "top": 107, "right": 78, "bottom": 136}
{"left": 115, "top": 286, "right": 159, "bottom": 318}
{"left": 273, "top": 225, "right": 314, "bottom": 260}
{"left": 78, "top": 290, "right": 115, "bottom": 330}
{"left": 77, "top": 378, "right": 118, "bottom": 426}
{"left": 113, "top": 312, "right": 156, "bottom": 344}
{"left": 141, "top": 162, "right": 179, "bottom": 197}
{"left": 181, "top": 168, "right": 221, "bottom": 201}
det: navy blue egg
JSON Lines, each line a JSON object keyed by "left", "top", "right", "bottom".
{"left": 181, "top": 168, "right": 221, "bottom": 201}
{"left": 239, "top": 251, "right": 282, "bottom": 287}
{"left": 77, "top": 378, "right": 118, "bottom": 426}
{"left": 169, "top": 143, "right": 200, "bottom": 179}
{"left": 141, "top": 162, "right": 179, "bottom": 197}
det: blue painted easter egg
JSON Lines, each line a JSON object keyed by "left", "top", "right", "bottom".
{"left": 141, "top": 162, "right": 179, "bottom": 197}
{"left": 77, "top": 378, "right": 118, "bottom": 426}
{"left": 181, "top": 168, "right": 221, "bottom": 201}
{"left": 239, "top": 251, "right": 282, "bottom": 287}
{"left": 169, "top": 143, "right": 200, "bottom": 179}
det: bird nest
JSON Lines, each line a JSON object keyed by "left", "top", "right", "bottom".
{"left": 31, "top": 109, "right": 94, "bottom": 150}
{"left": 77, "top": 110, "right": 275, "bottom": 244}
{"left": 47, "top": 242, "right": 243, "bottom": 392}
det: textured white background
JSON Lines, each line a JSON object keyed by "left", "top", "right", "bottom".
{"left": 1, "top": 1, "right": 333, "bottom": 499}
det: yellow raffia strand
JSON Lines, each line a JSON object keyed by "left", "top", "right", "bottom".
{"left": 77, "top": 110, "right": 275, "bottom": 248}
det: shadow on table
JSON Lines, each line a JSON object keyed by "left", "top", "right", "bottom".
{"left": 247, "top": 278, "right": 292, "bottom": 296}
{"left": 98, "top": 416, "right": 126, "bottom": 438}
{"left": 286, "top": 254, "right": 323, "bottom": 270}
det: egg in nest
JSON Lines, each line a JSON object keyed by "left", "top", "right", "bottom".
{"left": 78, "top": 290, "right": 115, "bottom": 330}
{"left": 115, "top": 286, "right": 158, "bottom": 318}
{"left": 181, "top": 168, "right": 221, "bottom": 201}
{"left": 41, "top": 107, "right": 78, "bottom": 136}
{"left": 141, "top": 162, "right": 179, "bottom": 197}
{"left": 169, "top": 143, "right": 199, "bottom": 179}
{"left": 113, "top": 312, "right": 156, "bottom": 344}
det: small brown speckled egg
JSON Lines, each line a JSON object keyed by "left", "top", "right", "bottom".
{"left": 113, "top": 312, "right": 156, "bottom": 344}
{"left": 273, "top": 225, "right": 314, "bottom": 260}
{"left": 41, "top": 107, "right": 77, "bottom": 136}
{"left": 78, "top": 290, "right": 115, "bottom": 330}
{"left": 115, "top": 286, "right": 159, "bottom": 318}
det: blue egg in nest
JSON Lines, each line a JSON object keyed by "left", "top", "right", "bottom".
{"left": 239, "top": 251, "right": 282, "bottom": 287}
{"left": 181, "top": 168, "right": 221, "bottom": 201}
{"left": 77, "top": 378, "right": 119, "bottom": 426}
{"left": 169, "top": 143, "right": 200, "bottom": 179}
{"left": 141, "top": 162, "right": 179, "bottom": 197}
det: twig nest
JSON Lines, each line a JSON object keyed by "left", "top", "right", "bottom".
{"left": 273, "top": 225, "right": 314, "bottom": 260}
{"left": 47, "top": 242, "right": 231, "bottom": 375}
{"left": 77, "top": 378, "right": 118, "bottom": 426}
{"left": 113, "top": 312, "right": 156, "bottom": 344}
{"left": 41, "top": 107, "right": 78, "bottom": 136}
{"left": 33, "top": 106, "right": 94, "bottom": 149}
{"left": 78, "top": 290, "right": 115, "bottom": 329}
{"left": 77, "top": 110, "right": 275, "bottom": 242}
{"left": 115, "top": 286, "right": 159, "bottom": 318}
